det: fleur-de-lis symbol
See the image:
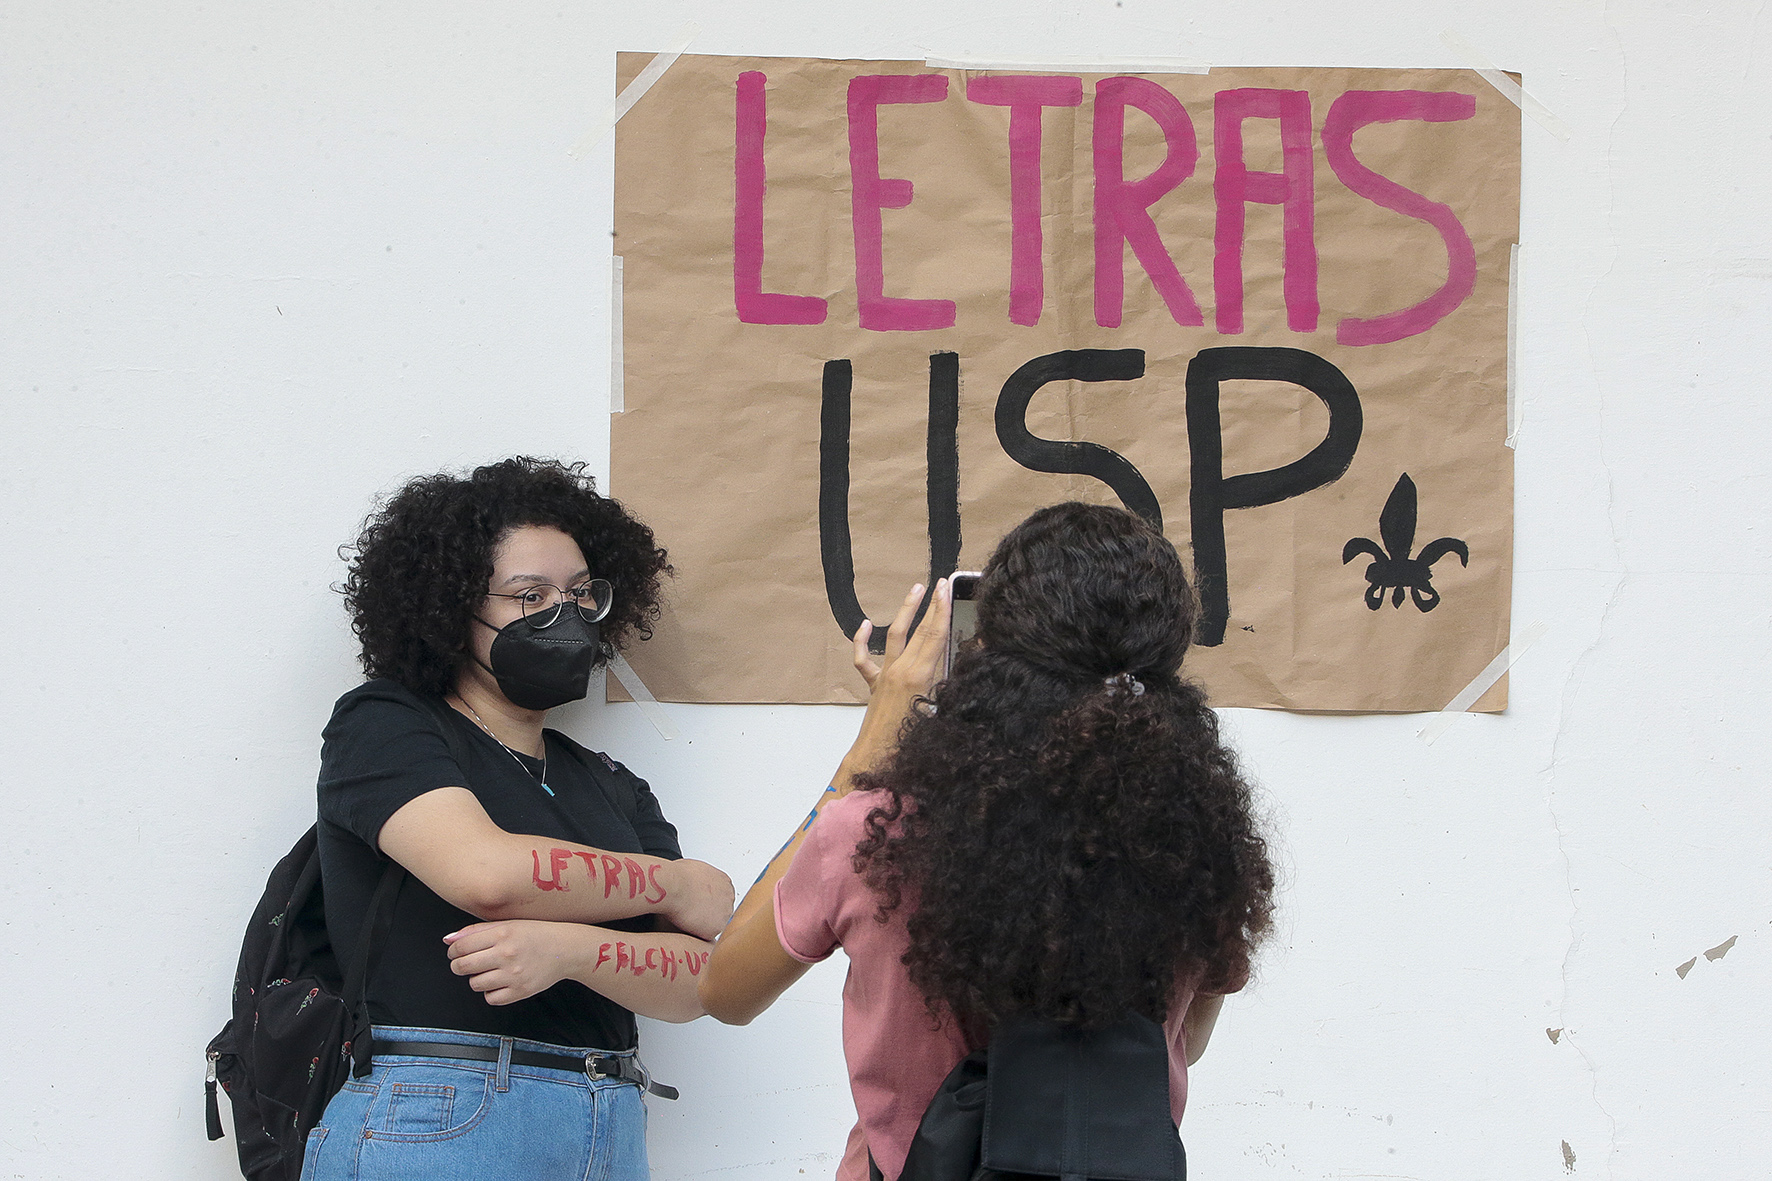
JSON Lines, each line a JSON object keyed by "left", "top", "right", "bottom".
{"left": 1342, "top": 473, "right": 1469, "bottom": 611}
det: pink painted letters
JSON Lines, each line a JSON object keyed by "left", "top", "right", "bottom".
{"left": 722, "top": 70, "right": 1484, "bottom": 343}
{"left": 1213, "top": 88, "right": 1319, "bottom": 334}
{"left": 966, "top": 75, "right": 1083, "bottom": 326}
{"left": 734, "top": 71, "right": 829, "bottom": 325}
{"left": 1323, "top": 90, "right": 1477, "bottom": 345}
{"left": 1091, "top": 77, "right": 1204, "bottom": 329}
{"left": 848, "top": 74, "right": 955, "bottom": 331}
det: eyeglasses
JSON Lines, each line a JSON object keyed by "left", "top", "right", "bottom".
{"left": 485, "top": 579, "right": 615, "bottom": 628}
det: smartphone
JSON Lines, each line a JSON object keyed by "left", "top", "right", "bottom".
{"left": 946, "top": 572, "right": 982, "bottom": 676}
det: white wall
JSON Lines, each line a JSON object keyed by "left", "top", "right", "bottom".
{"left": 2, "top": 2, "right": 1766, "bottom": 1178}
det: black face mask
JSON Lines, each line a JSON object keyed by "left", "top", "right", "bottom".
{"left": 473, "top": 608, "right": 603, "bottom": 712}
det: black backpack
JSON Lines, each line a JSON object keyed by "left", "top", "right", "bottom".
{"left": 204, "top": 693, "right": 465, "bottom": 1181}
{"left": 893, "top": 1013, "right": 1186, "bottom": 1181}
{"left": 204, "top": 832, "right": 402, "bottom": 1179}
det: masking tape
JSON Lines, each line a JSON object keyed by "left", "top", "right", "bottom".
{"left": 1439, "top": 31, "right": 1570, "bottom": 142}
{"left": 571, "top": 24, "right": 701, "bottom": 157}
{"left": 610, "top": 255, "right": 624, "bottom": 415}
{"left": 923, "top": 54, "right": 1210, "bottom": 75}
{"left": 1506, "top": 242, "right": 1521, "bottom": 448}
{"left": 1417, "top": 619, "right": 1547, "bottom": 743}
{"left": 609, "top": 652, "right": 678, "bottom": 740}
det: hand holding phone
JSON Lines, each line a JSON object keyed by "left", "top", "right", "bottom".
{"left": 946, "top": 572, "right": 981, "bottom": 676}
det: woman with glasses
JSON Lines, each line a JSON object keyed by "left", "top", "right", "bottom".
{"left": 698, "top": 503, "right": 1275, "bottom": 1180}
{"left": 303, "top": 457, "right": 734, "bottom": 1181}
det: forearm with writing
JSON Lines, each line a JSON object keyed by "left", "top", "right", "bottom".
{"left": 566, "top": 927, "right": 714, "bottom": 1023}
{"left": 474, "top": 835, "right": 680, "bottom": 925}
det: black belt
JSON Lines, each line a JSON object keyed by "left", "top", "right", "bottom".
{"left": 376, "top": 1039, "right": 679, "bottom": 1100}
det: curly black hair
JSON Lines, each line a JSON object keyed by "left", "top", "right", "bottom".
{"left": 340, "top": 457, "right": 671, "bottom": 696}
{"left": 853, "top": 502, "right": 1274, "bottom": 1038}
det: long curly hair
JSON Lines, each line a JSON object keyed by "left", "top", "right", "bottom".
{"left": 853, "top": 502, "right": 1273, "bottom": 1036}
{"left": 340, "top": 457, "right": 671, "bottom": 696}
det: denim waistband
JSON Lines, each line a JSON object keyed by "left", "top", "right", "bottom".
{"left": 370, "top": 1024, "right": 634, "bottom": 1061}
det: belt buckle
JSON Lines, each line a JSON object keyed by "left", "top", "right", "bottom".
{"left": 584, "top": 1052, "right": 647, "bottom": 1092}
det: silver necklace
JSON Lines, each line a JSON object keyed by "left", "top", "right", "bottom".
{"left": 452, "top": 696, "right": 554, "bottom": 797}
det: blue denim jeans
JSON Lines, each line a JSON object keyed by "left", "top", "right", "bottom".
{"left": 299, "top": 1026, "right": 650, "bottom": 1181}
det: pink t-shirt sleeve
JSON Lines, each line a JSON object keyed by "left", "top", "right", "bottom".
{"left": 1162, "top": 962, "right": 1248, "bottom": 1124}
{"left": 773, "top": 798, "right": 848, "bottom": 964}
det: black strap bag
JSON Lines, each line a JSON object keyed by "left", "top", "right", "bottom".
{"left": 204, "top": 694, "right": 465, "bottom": 1181}
{"left": 204, "top": 836, "right": 401, "bottom": 1179}
{"left": 895, "top": 1013, "right": 1186, "bottom": 1181}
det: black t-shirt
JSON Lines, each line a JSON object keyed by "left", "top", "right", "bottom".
{"left": 316, "top": 679, "right": 682, "bottom": 1051}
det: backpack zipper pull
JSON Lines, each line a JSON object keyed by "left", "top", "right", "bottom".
{"left": 205, "top": 1051, "right": 224, "bottom": 1141}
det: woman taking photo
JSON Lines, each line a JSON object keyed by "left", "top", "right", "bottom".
{"left": 304, "top": 457, "right": 733, "bottom": 1181}
{"left": 700, "top": 502, "right": 1275, "bottom": 1180}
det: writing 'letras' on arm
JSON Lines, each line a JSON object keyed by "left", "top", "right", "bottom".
{"left": 530, "top": 846, "right": 669, "bottom": 905}
{"left": 375, "top": 788, "right": 733, "bottom": 938}
{"left": 519, "top": 844, "right": 733, "bottom": 942}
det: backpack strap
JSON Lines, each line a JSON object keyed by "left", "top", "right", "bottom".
{"left": 345, "top": 861, "right": 404, "bottom": 1077}
{"left": 345, "top": 692, "right": 476, "bottom": 1078}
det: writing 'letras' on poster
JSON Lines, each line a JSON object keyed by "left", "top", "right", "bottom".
{"left": 611, "top": 54, "right": 1519, "bottom": 710}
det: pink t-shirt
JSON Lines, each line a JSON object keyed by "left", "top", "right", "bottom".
{"left": 773, "top": 789, "right": 1204, "bottom": 1181}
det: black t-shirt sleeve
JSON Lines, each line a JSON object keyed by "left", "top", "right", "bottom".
{"left": 317, "top": 683, "right": 466, "bottom": 852}
{"left": 560, "top": 741, "right": 682, "bottom": 861}
{"left": 622, "top": 764, "right": 683, "bottom": 861}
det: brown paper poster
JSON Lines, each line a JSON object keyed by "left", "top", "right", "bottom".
{"left": 612, "top": 54, "right": 1519, "bottom": 710}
